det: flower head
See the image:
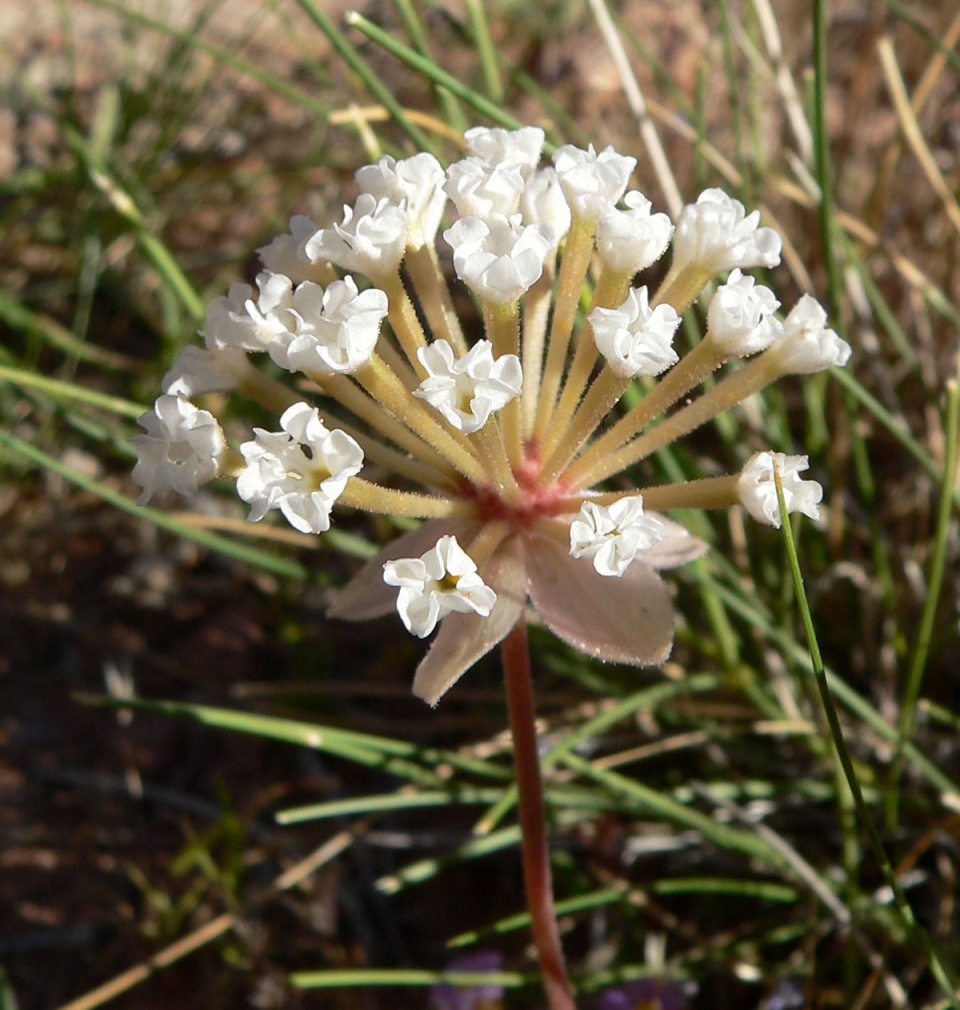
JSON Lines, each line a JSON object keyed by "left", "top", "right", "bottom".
{"left": 570, "top": 497, "right": 666, "bottom": 577}
{"left": 737, "top": 451, "right": 823, "bottom": 527}
{"left": 590, "top": 287, "right": 681, "bottom": 378}
{"left": 162, "top": 345, "right": 249, "bottom": 397}
{"left": 383, "top": 535, "right": 498, "bottom": 638}
{"left": 237, "top": 403, "right": 363, "bottom": 534}
{"left": 552, "top": 143, "right": 636, "bottom": 220}
{"left": 596, "top": 192, "right": 674, "bottom": 274}
{"left": 672, "top": 188, "right": 782, "bottom": 274}
{"left": 131, "top": 394, "right": 225, "bottom": 505}
{"left": 770, "top": 294, "right": 852, "bottom": 374}
{"left": 445, "top": 214, "right": 555, "bottom": 304}
{"left": 707, "top": 269, "right": 782, "bottom": 356}
{"left": 414, "top": 339, "right": 522, "bottom": 434}
{"left": 137, "top": 125, "right": 847, "bottom": 707}
{"left": 355, "top": 152, "right": 447, "bottom": 248}
{"left": 464, "top": 125, "right": 544, "bottom": 178}
{"left": 258, "top": 215, "right": 321, "bottom": 283}
{"left": 266, "top": 275, "right": 388, "bottom": 375}
{"left": 304, "top": 194, "right": 408, "bottom": 277}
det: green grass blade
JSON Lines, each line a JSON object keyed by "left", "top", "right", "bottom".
{"left": 0, "top": 365, "right": 145, "bottom": 418}
{"left": 294, "top": 0, "right": 435, "bottom": 153}
{"left": 464, "top": 0, "right": 503, "bottom": 103}
{"left": 276, "top": 787, "right": 506, "bottom": 825}
{"left": 344, "top": 12, "right": 531, "bottom": 145}
{"left": 774, "top": 462, "right": 960, "bottom": 1008}
{"left": 290, "top": 967, "right": 529, "bottom": 989}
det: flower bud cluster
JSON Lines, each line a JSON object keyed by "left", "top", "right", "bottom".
{"left": 133, "top": 124, "right": 851, "bottom": 704}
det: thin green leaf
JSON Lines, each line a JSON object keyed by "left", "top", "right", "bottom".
{"left": 0, "top": 365, "right": 145, "bottom": 418}
{"left": 290, "top": 967, "right": 529, "bottom": 989}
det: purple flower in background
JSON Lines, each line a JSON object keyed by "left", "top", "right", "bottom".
{"left": 597, "top": 978, "right": 688, "bottom": 1010}
{"left": 429, "top": 951, "right": 505, "bottom": 1010}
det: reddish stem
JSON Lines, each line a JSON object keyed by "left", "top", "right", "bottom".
{"left": 501, "top": 618, "right": 576, "bottom": 1010}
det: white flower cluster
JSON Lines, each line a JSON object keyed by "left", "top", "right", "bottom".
{"left": 132, "top": 123, "right": 851, "bottom": 705}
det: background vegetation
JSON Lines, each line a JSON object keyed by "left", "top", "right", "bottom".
{"left": 1, "top": 1, "right": 959, "bottom": 1007}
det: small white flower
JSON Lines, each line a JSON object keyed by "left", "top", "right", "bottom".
{"left": 737, "top": 451, "right": 823, "bottom": 528}
{"left": 267, "top": 276, "right": 388, "bottom": 375}
{"left": 770, "top": 295, "right": 852, "bottom": 374}
{"left": 162, "top": 345, "right": 249, "bottom": 397}
{"left": 131, "top": 394, "right": 225, "bottom": 505}
{"left": 596, "top": 192, "right": 674, "bottom": 274}
{"left": 569, "top": 497, "right": 666, "bottom": 577}
{"left": 355, "top": 153, "right": 447, "bottom": 248}
{"left": 444, "top": 214, "right": 555, "bottom": 304}
{"left": 706, "top": 269, "right": 783, "bottom": 356}
{"left": 464, "top": 125, "right": 545, "bottom": 179}
{"left": 383, "top": 534, "right": 497, "bottom": 638}
{"left": 258, "top": 215, "right": 320, "bottom": 283}
{"left": 590, "top": 287, "right": 681, "bottom": 378}
{"left": 237, "top": 402, "right": 363, "bottom": 534}
{"left": 444, "top": 157, "right": 525, "bottom": 219}
{"left": 414, "top": 339, "right": 522, "bottom": 434}
{"left": 520, "top": 167, "right": 571, "bottom": 245}
{"left": 552, "top": 143, "right": 636, "bottom": 220}
{"left": 672, "top": 188, "right": 782, "bottom": 274}
{"left": 202, "top": 272, "right": 296, "bottom": 353}
{"left": 303, "top": 194, "right": 408, "bottom": 277}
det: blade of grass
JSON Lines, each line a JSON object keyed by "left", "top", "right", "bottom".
{"left": 0, "top": 427, "right": 312, "bottom": 580}
{"left": 0, "top": 365, "right": 145, "bottom": 418}
{"left": 290, "top": 968, "right": 529, "bottom": 990}
{"left": 294, "top": 0, "right": 435, "bottom": 154}
{"left": 464, "top": 0, "right": 503, "bottom": 103}
{"left": 473, "top": 674, "right": 722, "bottom": 835}
{"left": 888, "top": 374, "right": 960, "bottom": 822}
{"left": 0, "top": 291, "right": 137, "bottom": 371}
{"left": 773, "top": 462, "right": 960, "bottom": 1009}
{"left": 277, "top": 787, "right": 506, "bottom": 825}
{"left": 343, "top": 12, "right": 537, "bottom": 147}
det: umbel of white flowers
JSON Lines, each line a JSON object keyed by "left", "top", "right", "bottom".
{"left": 133, "top": 125, "right": 851, "bottom": 704}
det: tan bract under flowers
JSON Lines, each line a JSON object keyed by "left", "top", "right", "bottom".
{"left": 132, "top": 126, "right": 850, "bottom": 705}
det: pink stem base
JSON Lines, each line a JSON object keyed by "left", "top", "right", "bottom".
{"left": 501, "top": 619, "right": 576, "bottom": 1010}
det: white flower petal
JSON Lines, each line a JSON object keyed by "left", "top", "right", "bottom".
{"left": 162, "top": 345, "right": 249, "bottom": 397}
{"left": 737, "top": 451, "right": 823, "bottom": 528}
{"left": 569, "top": 497, "right": 666, "bottom": 577}
{"left": 519, "top": 167, "right": 571, "bottom": 245}
{"left": 257, "top": 215, "right": 320, "bottom": 283}
{"left": 237, "top": 403, "right": 363, "bottom": 533}
{"left": 596, "top": 192, "right": 674, "bottom": 274}
{"left": 303, "top": 194, "right": 408, "bottom": 277}
{"left": 552, "top": 144, "right": 636, "bottom": 220}
{"left": 355, "top": 152, "right": 447, "bottom": 247}
{"left": 383, "top": 535, "right": 498, "bottom": 638}
{"left": 706, "top": 269, "right": 782, "bottom": 356}
{"left": 464, "top": 126, "right": 545, "bottom": 179}
{"left": 444, "top": 157, "right": 525, "bottom": 219}
{"left": 131, "top": 394, "right": 225, "bottom": 505}
{"left": 412, "top": 537, "right": 526, "bottom": 705}
{"left": 672, "top": 188, "right": 782, "bottom": 274}
{"left": 590, "top": 287, "right": 681, "bottom": 378}
{"left": 770, "top": 295, "right": 851, "bottom": 373}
